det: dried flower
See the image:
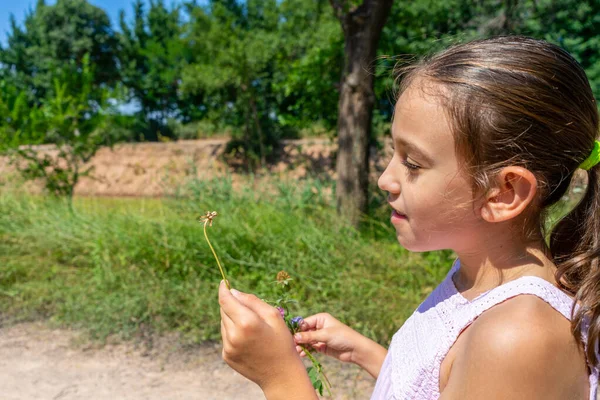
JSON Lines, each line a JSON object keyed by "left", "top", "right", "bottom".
{"left": 275, "top": 270, "right": 292, "bottom": 287}
{"left": 198, "top": 211, "right": 218, "bottom": 227}
{"left": 198, "top": 211, "right": 230, "bottom": 289}
{"left": 276, "top": 270, "right": 290, "bottom": 282}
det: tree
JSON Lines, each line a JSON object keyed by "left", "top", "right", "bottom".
{"left": 0, "top": 0, "right": 118, "bottom": 103}
{"left": 0, "top": 55, "right": 122, "bottom": 205}
{"left": 331, "top": 0, "right": 394, "bottom": 226}
{"left": 514, "top": 0, "right": 600, "bottom": 98}
{"left": 272, "top": 0, "right": 342, "bottom": 133}
{"left": 118, "top": 0, "right": 191, "bottom": 140}
{"left": 372, "top": 0, "right": 488, "bottom": 129}
{"left": 182, "top": 0, "right": 285, "bottom": 167}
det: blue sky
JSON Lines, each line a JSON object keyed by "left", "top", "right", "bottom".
{"left": 0, "top": 0, "right": 158, "bottom": 46}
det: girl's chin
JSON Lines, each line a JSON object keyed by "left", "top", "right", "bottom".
{"left": 395, "top": 234, "right": 437, "bottom": 253}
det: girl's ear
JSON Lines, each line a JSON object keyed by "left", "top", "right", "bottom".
{"left": 480, "top": 167, "right": 537, "bottom": 223}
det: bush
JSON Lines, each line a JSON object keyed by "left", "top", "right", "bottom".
{"left": 0, "top": 178, "right": 454, "bottom": 345}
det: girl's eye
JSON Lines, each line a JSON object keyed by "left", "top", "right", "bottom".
{"left": 401, "top": 159, "right": 421, "bottom": 171}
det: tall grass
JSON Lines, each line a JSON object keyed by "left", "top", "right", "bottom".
{"left": 0, "top": 177, "right": 454, "bottom": 345}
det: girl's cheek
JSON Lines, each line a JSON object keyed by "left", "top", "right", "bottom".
{"left": 409, "top": 183, "right": 441, "bottom": 208}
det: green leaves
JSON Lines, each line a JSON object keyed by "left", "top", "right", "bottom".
{"left": 0, "top": 53, "right": 123, "bottom": 200}
{"left": 180, "top": 0, "right": 281, "bottom": 165}
{"left": 2, "top": 0, "right": 600, "bottom": 158}
{"left": 0, "top": 0, "right": 117, "bottom": 103}
{"left": 177, "top": 0, "right": 342, "bottom": 165}
{"left": 118, "top": 0, "right": 190, "bottom": 139}
{"left": 368, "top": 0, "right": 600, "bottom": 133}
{"left": 267, "top": 271, "right": 333, "bottom": 396}
{"left": 307, "top": 366, "right": 324, "bottom": 396}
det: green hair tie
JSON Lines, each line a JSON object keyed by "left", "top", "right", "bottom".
{"left": 579, "top": 140, "right": 600, "bottom": 171}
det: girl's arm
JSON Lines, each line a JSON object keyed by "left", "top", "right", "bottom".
{"left": 260, "top": 361, "right": 318, "bottom": 400}
{"left": 351, "top": 334, "right": 388, "bottom": 378}
{"left": 219, "top": 281, "right": 318, "bottom": 400}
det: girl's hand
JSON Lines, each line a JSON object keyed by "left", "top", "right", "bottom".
{"left": 218, "top": 281, "right": 316, "bottom": 398}
{"left": 293, "top": 313, "right": 363, "bottom": 363}
{"left": 293, "top": 313, "right": 388, "bottom": 378}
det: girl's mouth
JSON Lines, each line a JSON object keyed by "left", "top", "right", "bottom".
{"left": 391, "top": 209, "right": 408, "bottom": 222}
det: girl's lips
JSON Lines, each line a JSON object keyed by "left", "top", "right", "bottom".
{"left": 391, "top": 209, "right": 407, "bottom": 222}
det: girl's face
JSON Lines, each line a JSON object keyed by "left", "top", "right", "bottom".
{"left": 378, "top": 82, "right": 484, "bottom": 252}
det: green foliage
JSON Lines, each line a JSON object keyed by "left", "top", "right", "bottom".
{"left": 272, "top": 0, "right": 342, "bottom": 132}
{"left": 182, "top": 0, "right": 285, "bottom": 166}
{"left": 181, "top": 0, "right": 341, "bottom": 166}
{"left": 372, "top": 0, "right": 497, "bottom": 132}
{"left": 0, "top": 0, "right": 118, "bottom": 103}
{"left": 271, "top": 274, "right": 332, "bottom": 396}
{"left": 0, "top": 81, "right": 44, "bottom": 148}
{"left": 118, "top": 0, "right": 192, "bottom": 140}
{"left": 373, "top": 0, "right": 600, "bottom": 127}
{"left": 514, "top": 0, "right": 600, "bottom": 98}
{"left": 3, "top": 0, "right": 600, "bottom": 150}
{"left": 0, "top": 179, "right": 453, "bottom": 344}
{"left": 0, "top": 55, "right": 124, "bottom": 200}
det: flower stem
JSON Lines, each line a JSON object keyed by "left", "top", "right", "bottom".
{"left": 301, "top": 345, "right": 332, "bottom": 397}
{"left": 203, "top": 219, "right": 230, "bottom": 290}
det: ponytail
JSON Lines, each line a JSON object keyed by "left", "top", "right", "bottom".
{"left": 550, "top": 164, "right": 600, "bottom": 366}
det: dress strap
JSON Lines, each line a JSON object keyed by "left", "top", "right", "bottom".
{"left": 457, "top": 275, "right": 575, "bottom": 331}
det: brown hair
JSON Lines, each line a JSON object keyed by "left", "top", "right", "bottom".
{"left": 397, "top": 36, "right": 600, "bottom": 365}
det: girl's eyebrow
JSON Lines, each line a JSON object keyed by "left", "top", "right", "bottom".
{"left": 394, "top": 135, "right": 434, "bottom": 164}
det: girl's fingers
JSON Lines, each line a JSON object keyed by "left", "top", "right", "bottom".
{"left": 295, "top": 344, "right": 310, "bottom": 355}
{"left": 299, "top": 342, "right": 326, "bottom": 354}
{"left": 300, "top": 313, "right": 328, "bottom": 331}
{"left": 294, "top": 327, "right": 330, "bottom": 345}
{"left": 300, "top": 316, "right": 318, "bottom": 331}
{"left": 299, "top": 321, "right": 310, "bottom": 331}
{"left": 220, "top": 306, "right": 235, "bottom": 332}
{"left": 219, "top": 281, "right": 253, "bottom": 323}
{"left": 220, "top": 318, "right": 228, "bottom": 343}
{"left": 227, "top": 288, "right": 279, "bottom": 322}
{"left": 297, "top": 341, "right": 326, "bottom": 355}
{"left": 313, "top": 343, "right": 326, "bottom": 353}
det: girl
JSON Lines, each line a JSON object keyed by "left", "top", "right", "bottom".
{"left": 218, "top": 36, "right": 600, "bottom": 399}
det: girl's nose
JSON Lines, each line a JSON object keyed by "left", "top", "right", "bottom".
{"left": 378, "top": 160, "right": 401, "bottom": 194}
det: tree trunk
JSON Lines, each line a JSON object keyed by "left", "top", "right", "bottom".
{"left": 502, "top": 0, "right": 518, "bottom": 32}
{"left": 249, "top": 91, "right": 266, "bottom": 168}
{"left": 332, "top": 0, "right": 394, "bottom": 227}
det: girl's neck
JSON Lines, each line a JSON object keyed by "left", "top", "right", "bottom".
{"left": 453, "top": 236, "right": 557, "bottom": 296}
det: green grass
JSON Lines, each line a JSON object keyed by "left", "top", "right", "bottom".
{"left": 0, "top": 176, "right": 454, "bottom": 345}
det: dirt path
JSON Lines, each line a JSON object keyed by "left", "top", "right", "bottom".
{"left": 0, "top": 323, "right": 375, "bottom": 400}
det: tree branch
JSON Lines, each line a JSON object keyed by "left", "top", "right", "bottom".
{"left": 329, "top": 0, "right": 346, "bottom": 20}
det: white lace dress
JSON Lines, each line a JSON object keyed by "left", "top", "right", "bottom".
{"left": 371, "top": 260, "right": 599, "bottom": 399}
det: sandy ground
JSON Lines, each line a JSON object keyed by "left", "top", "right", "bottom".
{"left": 0, "top": 322, "right": 375, "bottom": 400}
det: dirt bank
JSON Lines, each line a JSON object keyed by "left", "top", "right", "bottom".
{"left": 0, "top": 138, "right": 394, "bottom": 197}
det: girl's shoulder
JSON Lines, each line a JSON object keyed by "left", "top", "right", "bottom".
{"left": 467, "top": 294, "right": 576, "bottom": 355}
{"left": 442, "top": 295, "right": 589, "bottom": 399}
